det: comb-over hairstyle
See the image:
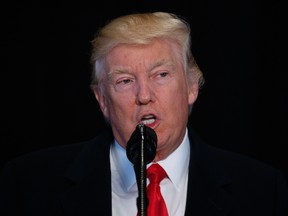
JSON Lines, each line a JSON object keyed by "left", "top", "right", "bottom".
{"left": 90, "top": 12, "right": 204, "bottom": 91}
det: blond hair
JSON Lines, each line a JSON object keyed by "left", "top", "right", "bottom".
{"left": 90, "top": 12, "right": 204, "bottom": 91}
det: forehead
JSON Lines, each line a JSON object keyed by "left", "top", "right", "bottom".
{"left": 105, "top": 39, "right": 181, "bottom": 67}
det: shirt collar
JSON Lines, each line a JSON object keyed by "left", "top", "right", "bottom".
{"left": 156, "top": 128, "right": 190, "bottom": 191}
{"left": 110, "top": 128, "right": 190, "bottom": 192}
{"left": 110, "top": 139, "right": 135, "bottom": 191}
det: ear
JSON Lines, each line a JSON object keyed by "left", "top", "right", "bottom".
{"left": 188, "top": 81, "right": 199, "bottom": 105}
{"left": 93, "top": 86, "right": 110, "bottom": 120}
{"left": 187, "top": 67, "right": 200, "bottom": 105}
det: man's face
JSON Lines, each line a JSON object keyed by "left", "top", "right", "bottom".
{"left": 94, "top": 40, "right": 198, "bottom": 161}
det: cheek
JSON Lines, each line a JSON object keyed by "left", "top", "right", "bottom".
{"left": 165, "top": 84, "right": 191, "bottom": 117}
{"left": 108, "top": 93, "right": 135, "bottom": 116}
{"left": 161, "top": 86, "right": 187, "bottom": 112}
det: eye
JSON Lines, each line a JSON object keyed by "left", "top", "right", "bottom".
{"left": 152, "top": 70, "right": 172, "bottom": 85}
{"left": 155, "top": 71, "right": 170, "bottom": 80}
{"left": 159, "top": 72, "right": 169, "bottom": 78}
{"left": 118, "top": 79, "right": 132, "bottom": 85}
{"left": 114, "top": 77, "right": 135, "bottom": 91}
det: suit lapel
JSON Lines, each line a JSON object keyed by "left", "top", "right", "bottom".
{"left": 58, "top": 126, "right": 237, "bottom": 215}
{"left": 60, "top": 129, "right": 114, "bottom": 216}
{"left": 185, "top": 127, "right": 235, "bottom": 216}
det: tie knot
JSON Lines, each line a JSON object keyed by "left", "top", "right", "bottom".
{"left": 147, "top": 163, "right": 167, "bottom": 184}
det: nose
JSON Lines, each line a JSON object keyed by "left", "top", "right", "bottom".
{"left": 135, "top": 79, "right": 154, "bottom": 105}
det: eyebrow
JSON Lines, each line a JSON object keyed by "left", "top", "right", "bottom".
{"left": 149, "top": 59, "right": 175, "bottom": 71}
{"left": 107, "top": 68, "right": 131, "bottom": 81}
{"left": 107, "top": 59, "right": 176, "bottom": 79}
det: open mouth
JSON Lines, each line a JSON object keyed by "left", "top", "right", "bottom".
{"left": 141, "top": 114, "right": 156, "bottom": 125}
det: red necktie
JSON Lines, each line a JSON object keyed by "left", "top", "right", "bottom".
{"left": 146, "top": 163, "right": 169, "bottom": 216}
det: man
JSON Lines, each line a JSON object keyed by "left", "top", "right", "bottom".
{"left": 0, "top": 11, "right": 287, "bottom": 216}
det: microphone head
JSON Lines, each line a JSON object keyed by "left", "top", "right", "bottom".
{"left": 126, "top": 124, "right": 157, "bottom": 165}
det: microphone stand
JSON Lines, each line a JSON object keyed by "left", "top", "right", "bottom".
{"left": 126, "top": 123, "right": 157, "bottom": 216}
{"left": 134, "top": 124, "right": 148, "bottom": 216}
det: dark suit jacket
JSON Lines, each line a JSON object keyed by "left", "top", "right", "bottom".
{"left": 0, "top": 126, "right": 287, "bottom": 216}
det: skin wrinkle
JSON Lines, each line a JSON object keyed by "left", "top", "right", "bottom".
{"left": 109, "top": 60, "right": 177, "bottom": 92}
{"left": 94, "top": 39, "right": 198, "bottom": 161}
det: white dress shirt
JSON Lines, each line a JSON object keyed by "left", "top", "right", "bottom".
{"left": 110, "top": 128, "right": 190, "bottom": 216}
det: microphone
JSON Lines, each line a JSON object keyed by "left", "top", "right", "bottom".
{"left": 126, "top": 123, "right": 157, "bottom": 216}
{"left": 126, "top": 123, "right": 157, "bottom": 165}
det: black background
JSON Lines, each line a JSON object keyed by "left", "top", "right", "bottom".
{"left": 1, "top": 2, "right": 287, "bottom": 178}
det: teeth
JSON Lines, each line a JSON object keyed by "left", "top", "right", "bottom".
{"left": 142, "top": 114, "right": 154, "bottom": 119}
{"left": 141, "top": 118, "right": 155, "bottom": 125}
{"left": 141, "top": 114, "right": 156, "bottom": 125}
